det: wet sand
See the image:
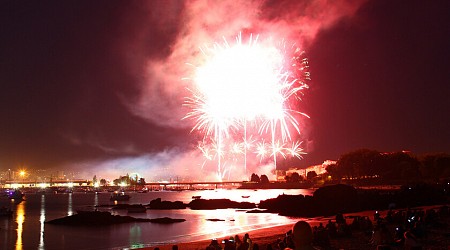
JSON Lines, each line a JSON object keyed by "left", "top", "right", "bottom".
{"left": 141, "top": 205, "right": 449, "bottom": 250}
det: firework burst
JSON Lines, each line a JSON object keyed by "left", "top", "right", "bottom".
{"left": 183, "top": 33, "right": 310, "bottom": 180}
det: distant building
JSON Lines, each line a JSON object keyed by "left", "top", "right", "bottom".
{"left": 286, "top": 160, "right": 337, "bottom": 179}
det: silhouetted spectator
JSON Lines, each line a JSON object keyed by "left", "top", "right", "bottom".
{"left": 238, "top": 236, "right": 249, "bottom": 250}
{"left": 284, "top": 230, "right": 295, "bottom": 249}
{"left": 243, "top": 233, "right": 252, "bottom": 250}
{"left": 208, "top": 239, "right": 221, "bottom": 250}
{"left": 325, "top": 220, "right": 337, "bottom": 238}
{"left": 223, "top": 239, "right": 234, "bottom": 250}
{"left": 313, "top": 224, "right": 330, "bottom": 248}
{"left": 235, "top": 235, "right": 242, "bottom": 249}
{"left": 404, "top": 231, "right": 422, "bottom": 250}
{"left": 335, "top": 213, "right": 345, "bottom": 224}
{"left": 172, "top": 245, "right": 178, "bottom": 250}
{"left": 292, "top": 221, "right": 318, "bottom": 250}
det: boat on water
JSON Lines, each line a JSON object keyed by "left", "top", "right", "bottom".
{"left": 8, "top": 190, "right": 24, "bottom": 200}
{"left": 127, "top": 204, "right": 147, "bottom": 213}
{"left": 192, "top": 195, "right": 201, "bottom": 200}
{"left": 241, "top": 195, "right": 250, "bottom": 198}
{"left": 110, "top": 192, "right": 130, "bottom": 201}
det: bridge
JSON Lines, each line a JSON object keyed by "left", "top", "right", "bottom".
{"left": 0, "top": 180, "right": 249, "bottom": 190}
{"left": 144, "top": 181, "right": 245, "bottom": 190}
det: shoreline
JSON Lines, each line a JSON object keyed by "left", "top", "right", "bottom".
{"left": 141, "top": 205, "right": 449, "bottom": 250}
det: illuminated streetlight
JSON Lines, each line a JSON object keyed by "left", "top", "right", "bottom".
{"left": 19, "top": 170, "right": 26, "bottom": 183}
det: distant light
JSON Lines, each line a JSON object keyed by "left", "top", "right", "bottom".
{"left": 120, "top": 182, "right": 127, "bottom": 187}
{"left": 38, "top": 183, "right": 49, "bottom": 188}
{"left": 67, "top": 182, "right": 74, "bottom": 188}
{"left": 93, "top": 182, "right": 100, "bottom": 188}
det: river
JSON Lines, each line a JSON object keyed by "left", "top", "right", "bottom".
{"left": 0, "top": 189, "right": 314, "bottom": 250}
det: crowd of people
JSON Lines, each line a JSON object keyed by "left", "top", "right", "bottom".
{"left": 152, "top": 205, "right": 448, "bottom": 250}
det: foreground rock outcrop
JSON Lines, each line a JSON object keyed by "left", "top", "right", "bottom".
{"left": 45, "top": 211, "right": 185, "bottom": 226}
{"left": 189, "top": 198, "right": 256, "bottom": 210}
{"left": 259, "top": 183, "right": 449, "bottom": 217}
{"left": 148, "top": 198, "right": 188, "bottom": 209}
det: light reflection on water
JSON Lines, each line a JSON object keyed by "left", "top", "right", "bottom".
{"left": 0, "top": 188, "right": 314, "bottom": 250}
{"left": 39, "top": 195, "right": 45, "bottom": 250}
{"left": 68, "top": 193, "right": 73, "bottom": 216}
{"left": 15, "top": 201, "right": 25, "bottom": 250}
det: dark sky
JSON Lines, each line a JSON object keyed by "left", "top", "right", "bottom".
{"left": 1, "top": 0, "right": 449, "bottom": 178}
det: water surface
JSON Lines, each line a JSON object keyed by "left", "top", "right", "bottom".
{"left": 0, "top": 189, "right": 314, "bottom": 250}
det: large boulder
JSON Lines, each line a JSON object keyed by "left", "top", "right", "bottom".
{"left": 313, "top": 184, "right": 358, "bottom": 215}
{"left": 189, "top": 199, "right": 256, "bottom": 210}
{"left": 45, "top": 211, "right": 151, "bottom": 226}
{"left": 148, "top": 198, "right": 187, "bottom": 209}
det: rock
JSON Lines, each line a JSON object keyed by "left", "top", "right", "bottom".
{"left": 148, "top": 217, "right": 186, "bottom": 224}
{"left": 45, "top": 211, "right": 151, "bottom": 226}
{"left": 46, "top": 211, "right": 185, "bottom": 226}
{"left": 189, "top": 198, "right": 256, "bottom": 210}
{"left": 148, "top": 198, "right": 187, "bottom": 209}
{"left": 206, "top": 218, "right": 225, "bottom": 221}
{"left": 313, "top": 184, "right": 359, "bottom": 215}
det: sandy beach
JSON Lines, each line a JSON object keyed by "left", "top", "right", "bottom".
{"left": 143, "top": 205, "right": 450, "bottom": 250}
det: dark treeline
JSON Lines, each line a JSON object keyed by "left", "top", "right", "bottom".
{"left": 327, "top": 149, "right": 450, "bottom": 183}
{"left": 259, "top": 183, "right": 450, "bottom": 217}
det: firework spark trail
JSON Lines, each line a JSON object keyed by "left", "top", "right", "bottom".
{"left": 183, "top": 34, "right": 310, "bottom": 180}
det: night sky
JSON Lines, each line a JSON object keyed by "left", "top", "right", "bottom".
{"left": 1, "top": 0, "right": 449, "bottom": 179}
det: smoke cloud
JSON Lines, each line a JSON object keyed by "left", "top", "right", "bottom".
{"left": 128, "top": 0, "right": 366, "bottom": 128}
{"left": 68, "top": 0, "right": 368, "bottom": 180}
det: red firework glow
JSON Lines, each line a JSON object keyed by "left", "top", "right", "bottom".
{"left": 184, "top": 34, "right": 310, "bottom": 180}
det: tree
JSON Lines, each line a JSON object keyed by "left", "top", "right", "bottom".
{"left": 113, "top": 179, "right": 120, "bottom": 186}
{"left": 100, "top": 179, "right": 107, "bottom": 186}
{"left": 419, "top": 153, "right": 450, "bottom": 181}
{"left": 286, "top": 172, "right": 302, "bottom": 183}
{"left": 250, "top": 173, "right": 260, "bottom": 183}
{"left": 337, "top": 149, "right": 381, "bottom": 179}
{"left": 260, "top": 175, "right": 269, "bottom": 184}
{"left": 326, "top": 163, "right": 341, "bottom": 180}
{"left": 306, "top": 171, "right": 317, "bottom": 181}
{"left": 93, "top": 175, "right": 97, "bottom": 184}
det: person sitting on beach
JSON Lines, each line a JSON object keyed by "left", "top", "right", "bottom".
{"left": 313, "top": 223, "right": 330, "bottom": 248}
{"left": 291, "top": 221, "right": 318, "bottom": 250}
{"left": 237, "top": 235, "right": 249, "bottom": 250}
{"left": 335, "top": 213, "right": 345, "bottom": 224}
{"left": 370, "top": 224, "right": 382, "bottom": 246}
{"left": 325, "top": 220, "right": 337, "bottom": 238}
{"left": 234, "top": 234, "right": 242, "bottom": 249}
{"left": 404, "top": 231, "right": 422, "bottom": 250}
{"left": 283, "top": 230, "right": 295, "bottom": 249}
{"left": 208, "top": 239, "right": 222, "bottom": 250}
{"left": 223, "top": 238, "right": 234, "bottom": 250}
{"left": 243, "top": 233, "right": 252, "bottom": 250}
